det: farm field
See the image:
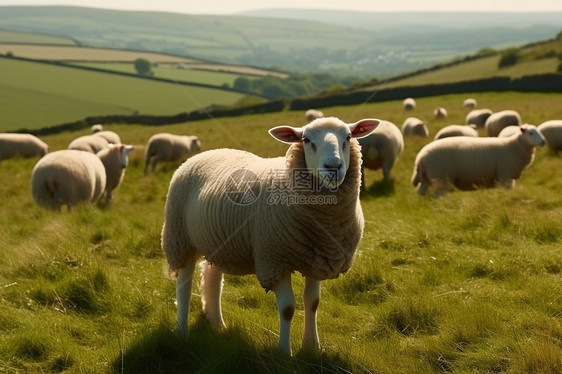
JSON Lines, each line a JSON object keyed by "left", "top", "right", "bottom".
{"left": 0, "top": 57, "right": 253, "bottom": 132}
{"left": 0, "top": 91, "right": 561, "bottom": 373}
{"left": 0, "top": 30, "right": 76, "bottom": 45}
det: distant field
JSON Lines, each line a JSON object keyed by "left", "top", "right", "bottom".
{"left": 0, "top": 57, "right": 250, "bottom": 131}
{"left": 0, "top": 29, "right": 76, "bottom": 45}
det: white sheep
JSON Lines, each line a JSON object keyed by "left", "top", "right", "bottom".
{"left": 0, "top": 133, "right": 48, "bottom": 163}
{"left": 68, "top": 134, "right": 109, "bottom": 153}
{"left": 305, "top": 109, "right": 324, "bottom": 122}
{"left": 161, "top": 117, "right": 380, "bottom": 354}
{"left": 402, "top": 117, "right": 429, "bottom": 137}
{"left": 463, "top": 98, "right": 478, "bottom": 108}
{"left": 358, "top": 120, "right": 404, "bottom": 184}
{"left": 144, "top": 133, "right": 201, "bottom": 174}
{"left": 434, "top": 124, "right": 478, "bottom": 140}
{"left": 411, "top": 124, "right": 545, "bottom": 196}
{"left": 485, "top": 110, "right": 521, "bottom": 137}
{"left": 403, "top": 97, "right": 416, "bottom": 111}
{"left": 97, "top": 144, "right": 134, "bottom": 205}
{"left": 537, "top": 120, "right": 562, "bottom": 153}
{"left": 93, "top": 130, "right": 121, "bottom": 145}
{"left": 31, "top": 150, "right": 107, "bottom": 210}
{"left": 91, "top": 124, "right": 103, "bottom": 133}
{"left": 497, "top": 125, "right": 521, "bottom": 138}
{"left": 433, "top": 106, "right": 448, "bottom": 119}
{"left": 465, "top": 108, "right": 493, "bottom": 128}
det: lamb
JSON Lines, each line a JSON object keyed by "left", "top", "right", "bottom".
{"left": 305, "top": 109, "right": 324, "bottom": 122}
{"left": 31, "top": 150, "right": 107, "bottom": 210}
{"left": 68, "top": 134, "right": 109, "bottom": 153}
{"left": 358, "top": 120, "right": 404, "bottom": 184}
{"left": 411, "top": 124, "right": 545, "bottom": 196}
{"left": 434, "top": 124, "right": 478, "bottom": 140}
{"left": 465, "top": 108, "right": 493, "bottom": 128}
{"left": 93, "top": 130, "right": 121, "bottom": 145}
{"left": 96, "top": 144, "right": 134, "bottom": 205}
{"left": 402, "top": 117, "right": 429, "bottom": 137}
{"left": 0, "top": 133, "right": 48, "bottom": 164}
{"left": 537, "top": 120, "right": 562, "bottom": 152}
{"left": 463, "top": 98, "right": 478, "bottom": 108}
{"left": 485, "top": 110, "right": 522, "bottom": 137}
{"left": 161, "top": 116, "right": 380, "bottom": 354}
{"left": 144, "top": 133, "right": 201, "bottom": 173}
{"left": 403, "top": 97, "right": 416, "bottom": 111}
{"left": 433, "top": 106, "right": 448, "bottom": 119}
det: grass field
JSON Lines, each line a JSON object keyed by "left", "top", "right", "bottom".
{"left": 0, "top": 57, "right": 253, "bottom": 132}
{"left": 0, "top": 92, "right": 560, "bottom": 373}
{"left": 0, "top": 30, "right": 76, "bottom": 45}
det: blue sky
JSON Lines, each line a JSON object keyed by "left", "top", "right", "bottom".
{"left": 2, "top": 0, "right": 562, "bottom": 14}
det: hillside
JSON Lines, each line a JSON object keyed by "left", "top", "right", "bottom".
{"left": 1, "top": 6, "right": 561, "bottom": 78}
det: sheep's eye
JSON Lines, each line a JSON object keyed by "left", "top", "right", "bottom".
{"left": 346, "top": 134, "right": 351, "bottom": 142}
{"left": 302, "top": 137, "right": 310, "bottom": 144}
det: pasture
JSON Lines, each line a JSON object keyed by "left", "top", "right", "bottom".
{"left": 0, "top": 92, "right": 561, "bottom": 373}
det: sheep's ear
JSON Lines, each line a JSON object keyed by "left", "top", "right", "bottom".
{"left": 349, "top": 119, "right": 380, "bottom": 138}
{"left": 269, "top": 126, "right": 304, "bottom": 144}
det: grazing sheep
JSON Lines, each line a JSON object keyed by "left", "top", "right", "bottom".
{"left": 31, "top": 150, "right": 106, "bottom": 210}
{"left": 305, "top": 109, "right": 324, "bottom": 122}
{"left": 433, "top": 106, "right": 448, "bottom": 119}
{"left": 402, "top": 117, "right": 429, "bottom": 137}
{"left": 358, "top": 120, "right": 404, "bottom": 184}
{"left": 93, "top": 130, "right": 121, "bottom": 145}
{"left": 434, "top": 124, "right": 478, "bottom": 140}
{"left": 403, "top": 97, "right": 416, "bottom": 111}
{"left": 465, "top": 109, "right": 493, "bottom": 128}
{"left": 498, "top": 125, "right": 521, "bottom": 138}
{"left": 68, "top": 135, "right": 109, "bottom": 153}
{"left": 537, "top": 120, "right": 562, "bottom": 152}
{"left": 162, "top": 117, "right": 380, "bottom": 354}
{"left": 463, "top": 98, "right": 477, "bottom": 108}
{"left": 0, "top": 133, "right": 48, "bottom": 163}
{"left": 411, "top": 124, "right": 545, "bottom": 196}
{"left": 485, "top": 110, "right": 522, "bottom": 137}
{"left": 97, "top": 144, "right": 134, "bottom": 205}
{"left": 91, "top": 124, "right": 103, "bottom": 133}
{"left": 144, "top": 133, "right": 201, "bottom": 173}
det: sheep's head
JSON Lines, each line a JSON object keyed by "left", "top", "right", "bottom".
{"left": 269, "top": 117, "right": 379, "bottom": 189}
{"left": 520, "top": 124, "right": 546, "bottom": 147}
{"left": 110, "top": 144, "right": 134, "bottom": 168}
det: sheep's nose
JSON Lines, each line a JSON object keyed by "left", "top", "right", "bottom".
{"left": 323, "top": 161, "right": 342, "bottom": 171}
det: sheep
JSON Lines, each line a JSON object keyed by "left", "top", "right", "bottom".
{"left": 305, "top": 109, "right": 324, "bottom": 122}
{"left": 91, "top": 124, "right": 103, "bottom": 133}
{"left": 463, "top": 98, "right": 477, "bottom": 108}
{"left": 31, "top": 150, "right": 107, "bottom": 210}
{"left": 434, "top": 124, "right": 478, "bottom": 140}
{"left": 465, "top": 108, "right": 493, "bottom": 128}
{"left": 402, "top": 117, "right": 429, "bottom": 137}
{"left": 498, "top": 125, "right": 521, "bottom": 138}
{"left": 411, "top": 124, "right": 545, "bottom": 196}
{"left": 358, "top": 120, "right": 404, "bottom": 184}
{"left": 433, "top": 106, "right": 448, "bottom": 119}
{"left": 144, "top": 133, "right": 201, "bottom": 174}
{"left": 537, "top": 120, "right": 562, "bottom": 153}
{"left": 403, "top": 97, "right": 416, "bottom": 111}
{"left": 485, "top": 110, "right": 522, "bottom": 137}
{"left": 93, "top": 130, "right": 121, "bottom": 145}
{"left": 0, "top": 133, "right": 48, "bottom": 164}
{"left": 96, "top": 144, "right": 134, "bottom": 205}
{"left": 68, "top": 134, "right": 109, "bottom": 153}
{"left": 161, "top": 116, "right": 380, "bottom": 354}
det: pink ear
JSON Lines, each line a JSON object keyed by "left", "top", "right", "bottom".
{"left": 269, "top": 126, "right": 304, "bottom": 144}
{"left": 349, "top": 119, "right": 380, "bottom": 138}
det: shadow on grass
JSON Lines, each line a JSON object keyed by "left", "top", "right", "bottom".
{"left": 114, "top": 318, "right": 360, "bottom": 374}
{"left": 362, "top": 178, "right": 395, "bottom": 198}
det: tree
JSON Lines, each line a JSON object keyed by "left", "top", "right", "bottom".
{"left": 134, "top": 58, "right": 153, "bottom": 76}
{"left": 498, "top": 48, "right": 519, "bottom": 69}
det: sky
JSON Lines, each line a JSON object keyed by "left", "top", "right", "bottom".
{"left": 1, "top": 0, "right": 562, "bottom": 14}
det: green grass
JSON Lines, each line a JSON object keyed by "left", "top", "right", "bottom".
{"left": 0, "top": 30, "right": 76, "bottom": 45}
{"left": 1, "top": 92, "right": 561, "bottom": 373}
{"left": 0, "top": 57, "right": 252, "bottom": 132}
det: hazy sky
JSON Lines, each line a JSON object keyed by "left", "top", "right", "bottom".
{"left": 2, "top": 0, "right": 562, "bottom": 14}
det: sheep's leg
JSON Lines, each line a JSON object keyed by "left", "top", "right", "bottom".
{"left": 176, "top": 262, "right": 196, "bottom": 338}
{"left": 417, "top": 182, "right": 429, "bottom": 196}
{"left": 302, "top": 277, "right": 320, "bottom": 348}
{"left": 143, "top": 156, "right": 150, "bottom": 175}
{"left": 151, "top": 157, "right": 159, "bottom": 172}
{"left": 273, "top": 274, "right": 296, "bottom": 354}
{"left": 200, "top": 261, "right": 226, "bottom": 328}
